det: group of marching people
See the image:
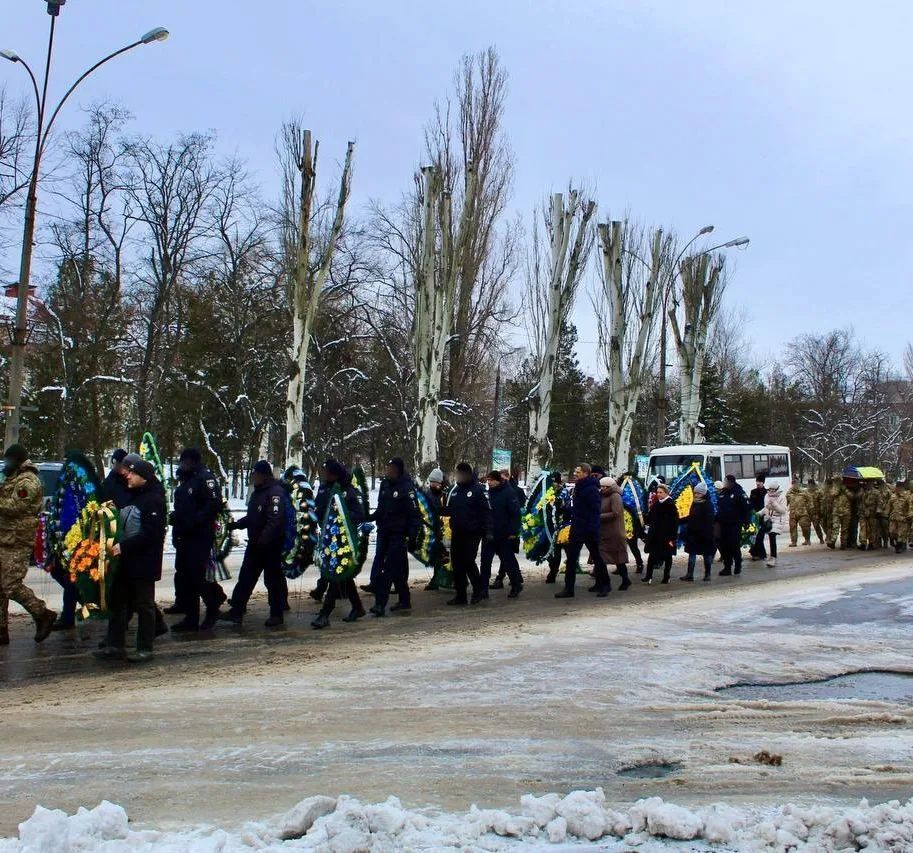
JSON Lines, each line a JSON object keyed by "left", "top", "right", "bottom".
{"left": 7, "top": 436, "right": 913, "bottom": 659}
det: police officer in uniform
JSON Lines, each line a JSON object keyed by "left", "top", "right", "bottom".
{"left": 369, "top": 457, "right": 420, "bottom": 617}
{"left": 219, "top": 461, "right": 288, "bottom": 627}
{"left": 170, "top": 448, "right": 225, "bottom": 632}
{"left": 441, "top": 462, "right": 492, "bottom": 606}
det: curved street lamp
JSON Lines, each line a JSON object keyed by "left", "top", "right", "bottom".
{"left": 1, "top": 8, "right": 168, "bottom": 445}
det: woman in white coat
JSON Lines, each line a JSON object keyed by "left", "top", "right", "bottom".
{"left": 760, "top": 484, "right": 789, "bottom": 567}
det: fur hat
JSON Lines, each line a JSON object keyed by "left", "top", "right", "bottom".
{"left": 599, "top": 477, "right": 617, "bottom": 489}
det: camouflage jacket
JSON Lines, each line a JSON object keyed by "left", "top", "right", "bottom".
{"left": 786, "top": 486, "right": 810, "bottom": 518}
{"left": 888, "top": 491, "right": 913, "bottom": 523}
{"left": 805, "top": 486, "right": 823, "bottom": 518}
{"left": 0, "top": 461, "right": 43, "bottom": 548}
{"left": 831, "top": 484, "right": 852, "bottom": 518}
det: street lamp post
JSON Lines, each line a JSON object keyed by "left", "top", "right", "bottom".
{"left": 655, "top": 230, "right": 749, "bottom": 446}
{"left": 1, "top": 5, "right": 168, "bottom": 447}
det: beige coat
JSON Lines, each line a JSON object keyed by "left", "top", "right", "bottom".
{"left": 599, "top": 487, "right": 628, "bottom": 565}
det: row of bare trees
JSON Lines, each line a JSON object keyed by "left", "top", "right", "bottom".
{"left": 6, "top": 48, "right": 905, "bottom": 486}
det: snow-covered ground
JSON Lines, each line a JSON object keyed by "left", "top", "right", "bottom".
{"left": 3, "top": 554, "right": 913, "bottom": 851}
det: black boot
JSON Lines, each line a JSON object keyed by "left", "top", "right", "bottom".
{"left": 264, "top": 614, "right": 284, "bottom": 628}
{"left": 446, "top": 596, "right": 468, "bottom": 606}
{"left": 719, "top": 568, "right": 733, "bottom": 576}
{"left": 390, "top": 600, "right": 412, "bottom": 612}
{"left": 170, "top": 618, "right": 199, "bottom": 633}
{"left": 554, "top": 589, "right": 574, "bottom": 599}
{"left": 342, "top": 608, "right": 366, "bottom": 622}
{"left": 680, "top": 573, "right": 694, "bottom": 582}
{"left": 200, "top": 609, "right": 219, "bottom": 631}
{"left": 311, "top": 614, "right": 330, "bottom": 629}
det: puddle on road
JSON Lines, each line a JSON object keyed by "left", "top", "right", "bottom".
{"left": 718, "top": 670, "right": 913, "bottom": 703}
{"left": 617, "top": 761, "right": 682, "bottom": 779}
{"left": 768, "top": 577, "right": 913, "bottom": 626}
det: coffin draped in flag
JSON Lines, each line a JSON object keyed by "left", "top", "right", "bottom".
{"left": 521, "top": 471, "right": 559, "bottom": 563}
{"left": 281, "top": 466, "right": 319, "bottom": 579}
{"left": 317, "top": 483, "right": 367, "bottom": 583}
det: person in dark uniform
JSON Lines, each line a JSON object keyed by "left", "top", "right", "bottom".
{"left": 489, "top": 469, "right": 525, "bottom": 590}
{"left": 556, "top": 463, "right": 611, "bottom": 598}
{"left": 218, "top": 461, "right": 288, "bottom": 627}
{"left": 717, "top": 474, "right": 749, "bottom": 576}
{"left": 311, "top": 459, "right": 366, "bottom": 629}
{"left": 369, "top": 457, "right": 420, "bottom": 617}
{"left": 441, "top": 462, "right": 491, "bottom": 606}
{"left": 100, "top": 449, "right": 133, "bottom": 508}
{"left": 93, "top": 458, "right": 167, "bottom": 663}
{"left": 482, "top": 470, "right": 523, "bottom": 598}
{"left": 169, "top": 448, "right": 225, "bottom": 632}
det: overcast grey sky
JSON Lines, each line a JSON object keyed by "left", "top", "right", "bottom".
{"left": 4, "top": 0, "right": 911, "bottom": 374}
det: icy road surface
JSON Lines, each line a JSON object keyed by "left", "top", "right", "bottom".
{"left": 1, "top": 548, "right": 912, "bottom": 846}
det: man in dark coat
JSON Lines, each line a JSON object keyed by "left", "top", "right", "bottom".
{"left": 169, "top": 448, "right": 225, "bottom": 632}
{"left": 481, "top": 471, "right": 523, "bottom": 598}
{"left": 556, "top": 463, "right": 611, "bottom": 598}
{"left": 94, "top": 458, "right": 167, "bottom": 663}
{"left": 368, "top": 457, "right": 420, "bottom": 617}
{"left": 717, "top": 474, "right": 749, "bottom": 576}
{"left": 311, "top": 459, "right": 367, "bottom": 629}
{"left": 489, "top": 469, "right": 526, "bottom": 590}
{"left": 100, "top": 449, "right": 132, "bottom": 509}
{"left": 219, "top": 461, "right": 288, "bottom": 627}
{"left": 441, "top": 462, "right": 492, "bottom": 605}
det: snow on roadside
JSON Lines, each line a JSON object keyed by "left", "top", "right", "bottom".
{"left": 3, "top": 789, "right": 913, "bottom": 852}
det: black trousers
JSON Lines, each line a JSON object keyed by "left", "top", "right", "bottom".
{"left": 374, "top": 533, "right": 410, "bottom": 610}
{"left": 768, "top": 532, "right": 778, "bottom": 559}
{"left": 564, "top": 537, "right": 610, "bottom": 592}
{"left": 175, "top": 544, "right": 222, "bottom": 626}
{"left": 627, "top": 537, "right": 644, "bottom": 569}
{"left": 546, "top": 546, "right": 562, "bottom": 579}
{"left": 718, "top": 524, "right": 743, "bottom": 571}
{"left": 645, "top": 553, "right": 673, "bottom": 581}
{"left": 481, "top": 538, "right": 523, "bottom": 589}
{"left": 107, "top": 574, "right": 156, "bottom": 652}
{"left": 750, "top": 527, "right": 767, "bottom": 559}
{"left": 49, "top": 559, "right": 78, "bottom": 626}
{"left": 229, "top": 545, "right": 286, "bottom": 618}
{"left": 320, "top": 578, "right": 363, "bottom": 616}
{"left": 450, "top": 531, "right": 482, "bottom": 601}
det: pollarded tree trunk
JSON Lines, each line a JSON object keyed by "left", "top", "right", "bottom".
{"left": 412, "top": 163, "right": 479, "bottom": 479}
{"left": 526, "top": 190, "right": 596, "bottom": 479}
{"left": 670, "top": 254, "right": 725, "bottom": 445}
{"left": 282, "top": 127, "right": 354, "bottom": 468}
{"left": 595, "top": 222, "right": 666, "bottom": 474}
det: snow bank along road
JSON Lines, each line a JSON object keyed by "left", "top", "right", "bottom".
{"left": 1, "top": 549, "right": 912, "bottom": 849}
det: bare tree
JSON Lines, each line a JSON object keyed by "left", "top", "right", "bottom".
{"left": 592, "top": 219, "right": 669, "bottom": 473}
{"left": 123, "top": 132, "right": 226, "bottom": 435}
{"left": 525, "top": 188, "right": 596, "bottom": 477}
{"left": 277, "top": 122, "right": 354, "bottom": 468}
{"left": 0, "top": 87, "right": 34, "bottom": 269}
{"left": 670, "top": 252, "right": 727, "bottom": 443}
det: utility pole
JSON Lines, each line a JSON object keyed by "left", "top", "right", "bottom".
{"left": 0, "top": 7, "right": 168, "bottom": 447}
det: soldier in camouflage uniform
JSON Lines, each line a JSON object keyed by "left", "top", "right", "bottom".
{"left": 876, "top": 481, "right": 892, "bottom": 549}
{"left": 888, "top": 482, "right": 912, "bottom": 553}
{"left": 786, "top": 478, "right": 812, "bottom": 546}
{"left": 826, "top": 476, "right": 852, "bottom": 550}
{"left": 805, "top": 479, "right": 826, "bottom": 544}
{"left": 0, "top": 444, "right": 57, "bottom": 645}
{"left": 859, "top": 483, "right": 882, "bottom": 550}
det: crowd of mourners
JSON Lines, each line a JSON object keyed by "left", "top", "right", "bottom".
{"left": 0, "top": 442, "right": 908, "bottom": 662}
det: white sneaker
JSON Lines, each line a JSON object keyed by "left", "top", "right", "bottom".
{"left": 766, "top": 558, "right": 777, "bottom": 567}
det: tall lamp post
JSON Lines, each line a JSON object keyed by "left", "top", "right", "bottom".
{"left": 655, "top": 230, "right": 749, "bottom": 445}
{"left": 1, "top": 0, "right": 168, "bottom": 447}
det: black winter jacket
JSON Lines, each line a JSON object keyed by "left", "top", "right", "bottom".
{"left": 570, "top": 476, "right": 601, "bottom": 542}
{"left": 118, "top": 480, "right": 167, "bottom": 582}
{"left": 444, "top": 479, "right": 493, "bottom": 538}
{"left": 316, "top": 480, "right": 365, "bottom": 526}
{"left": 749, "top": 486, "right": 767, "bottom": 513}
{"left": 684, "top": 498, "right": 716, "bottom": 555}
{"left": 371, "top": 474, "right": 420, "bottom": 538}
{"left": 717, "top": 486, "right": 749, "bottom": 527}
{"left": 171, "top": 465, "right": 222, "bottom": 549}
{"left": 488, "top": 481, "right": 521, "bottom": 541}
{"left": 234, "top": 477, "right": 286, "bottom": 550}
{"left": 645, "top": 497, "right": 680, "bottom": 558}
{"left": 100, "top": 470, "right": 132, "bottom": 509}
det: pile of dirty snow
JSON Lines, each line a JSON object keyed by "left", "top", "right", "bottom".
{"left": 2, "top": 789, "right": 913, "bottom": 851}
